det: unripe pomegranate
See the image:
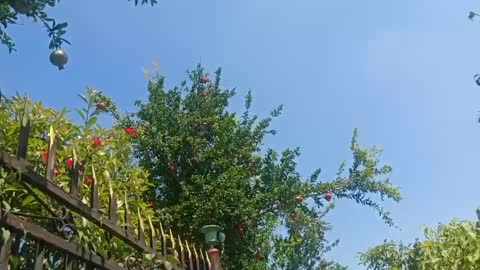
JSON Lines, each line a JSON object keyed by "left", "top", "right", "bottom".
{"left": 50, "top": 49, "right": 69, "bottom": 70}
{"left": 168, "top": 163, "right": 177, "bottom": 174}
{"left": 12, "top": 0, "right": 33, "bottom": 15}
{"left": 238, "top": 224, "right": 244, "bottom": 235}
{"left": 295, "top": 194, "right": 304, "bottom": 203}
{"left": 96, "top": 101, "right": 107, "bottom": 111}
{"left": 200, "top": 75, "right": 210, "bottom": 83}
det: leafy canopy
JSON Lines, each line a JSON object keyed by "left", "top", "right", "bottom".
{"left": 117, "top": 64, "right": 402, "bottom": 270}
{"left": 360, "top": 208, "right": 480, "bottom": 270}
{"left": 0, "top": 0, "right": 158, "bottom": 52}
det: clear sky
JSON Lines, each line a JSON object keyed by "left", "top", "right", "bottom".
{"left": 1, "top": 0, "right": 479, "bottom": 268}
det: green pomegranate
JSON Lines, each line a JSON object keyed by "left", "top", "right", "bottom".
{"left": 49, "top": 49, "right": 68, "bottom": 70}
{"left": 12, "top": 0, "right": 34, "bottom": 15}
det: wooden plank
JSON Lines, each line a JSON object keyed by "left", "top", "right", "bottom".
{"left": 200, "top": 248, "right": 206, "bottom": 270}
{"left": 0, "top": 230, "right": 14, "bottom": 270}
{"left": 0, "top": 150, "right": 155, "bottom": 254}
{"left": 194, "top": 246, "right": 200, "bottom": 270}
{"left": 90, "top": 166, "right": 99, "bottom": 210}
{"left": 0, "top": 209, "right": 125, "bottom": 270}
{"left": 205, "top": 251, "right": 211, "bottom": 270}
{"left": 70, "top": 149, "right": 80, "bottom": 198}
{"left": 124, "top": 195, "right": 132, "bottom": 238}
{"left": 137, "top": 208, "right": 145, "bottom": 243}
{"left": 45, "top": 126, "right": 57, "bottom": 181}
{"left": 108, "top": 180, "right": 117, "bottom": 224}
{"left": 16, "top": 119, "right": 30, "bottom": 160}
{"left": 33, "top": 241, "right": 45, "bottom": 270}
{"left": 186, "top": 241, "right": 193, "bottom": 270}
{"left": 148, "top": 217, "right": 156, "bottom": 250}
{"left": 178, "top": 236, "right": 185, "bottom": 268}
{"left": 63, "top": 253, "right": 73, "bottom": 270}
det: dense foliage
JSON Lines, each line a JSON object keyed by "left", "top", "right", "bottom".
{"left": 0, "top": 89, "right": 176, "bottom": 269}
{"left": 115, "top": 65, "right": 403, "bottom": 270}
{"left": 359, "top": 208, "right": 480, "bottom": 270}
{"left": 0, "top": 0, "right": 158, "bottom": 52}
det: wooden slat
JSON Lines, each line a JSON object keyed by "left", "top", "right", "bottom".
{"left": 33, "top": 241, "right": 45, "bottom": 270}
{"left": 194, "top": 246, "right": 200, "bottom": 270}
{"left": 148, "top": 217, "right": 156, "bottom": 250}
{"left": 0, "top": 151, "right": 156, "bottom": 254}
{"left": 45, "top": 126, "right": 57, "bottom": 181}
{"left": 70, "top": 149, "right": 80, "bottom": 198}
{"left": 63, "top": 253, "right": 73, "bottom": 270}
{"left": 186, "top": 241, "right": 193, "bottom": 270}
{"left": 179, "top": 236, "right": 185, "bottom": 268}
{"left": 160, "top": 223, "right": 167, "bottom": 258}
{"left": 90, "top": 166, "right": 99, "bottom": 210}
{"left": 0, "top": 231, "right": 14, "bottom": 270}
{"left": 0, "top": 209, "right": 126, "bottom": 270}
{"left": 200, "top": 248, "right": 206, "bottom": 270}
{"left": 16, "top": 119, "right": 30, "bottom": 160}
{"left": 124, "top": 195, "right": 132, "bottom": 238}
{"left": 137, "top": 208, "right": 145, "bottom": 243}
{"left": 205, "top": 251, "right": 211, "bottom": 270}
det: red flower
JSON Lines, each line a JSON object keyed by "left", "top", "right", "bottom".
{"left": 84, "top": 176, "right": 93, "bottom": 186}
{"left": 43, "top": 151, "right": 49, "bottom": 164}
{"left": 66, "top": 158, "right": 74, "bottom": 168}
{"left": 92, "top": 137, "right": 102, "bottom": 147}
{"left": 124, "top": 127, "right": 137, "bottom": 136}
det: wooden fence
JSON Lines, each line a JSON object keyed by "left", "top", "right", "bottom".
{"left": 0, "top": 119, "right": 212, "bottom": 269}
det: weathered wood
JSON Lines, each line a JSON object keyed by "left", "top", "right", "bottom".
{"left": 0, "top": 151, "right": 156, "bottom": 254}
{"left": 124, "top": 195, "right": 132, "bottom": 238}
{"left": 0, "top": 209, "right": 126, "bottom": 270}
{"left": 205, "top": 251, "right": 211, "bottom": 270}
{"left": 16, "top": 119, "right": 30, "bottom": 160}
{"left": 45, "top": 126, "right": 57, "bottom": 181}
{"left": 33, "top": 241, "right": 45, "bottom": 270}
{"left": 200, "top": 248, "right": 206, "bottom": 270}
{"left": 90, "top": 166, "right": 99, "bottom": 210}
{"left": 109, "top": 200, "right": 117, "bottom": 225}
{"left": 0, "top": 230, "right": 14, "bottom": 270}
{"left": 179, "top": 236, "right": 185, "bottom": 268}
{"left": 63, "top": 253, "right": 73, "bottom": 270}
{"left": 186, "top": 241, "right": 193, "bottom": 270}
{"left": 137, "top": 208, "right": 145, "bottom": 243}
{"left": 148, "top": 217, "right": 156, "bottom": 250}
{"left": 194, "top": 246, "right": 200, "bottom": 270}
{"left": 160, "top": 223, "right": 167, "bottom": 258}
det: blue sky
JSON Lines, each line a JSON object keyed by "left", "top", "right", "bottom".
{"left": 1, "top": 0, "right": 480, "bottom": 268}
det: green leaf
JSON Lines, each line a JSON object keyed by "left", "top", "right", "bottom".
{"left": 166, "top": 254, "right": 181, "bottom": 265}
{"left": 74, "top": 108, "right": 86, "bottom": 121}
{"left": 78, "top": 94, "right": 88, "bottom": 104}
{"left": 1, "top": 200, "right": 11, "bottom": 212}
{"left": 86, "top": 116, "right": 97, "bottom": 129}
{"left": 1, "top": 228, "right": 11, "bottom": 244}
{"left": 22, "top": 195, "right": 35, "bottom": 207}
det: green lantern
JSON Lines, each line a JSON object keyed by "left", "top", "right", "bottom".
{"left": 201, "top": 225, "right": 224, "bottom": 249}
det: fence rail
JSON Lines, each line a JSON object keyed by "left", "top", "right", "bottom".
{"left": 0, "top": 119, "right": 212, "bottom": 269}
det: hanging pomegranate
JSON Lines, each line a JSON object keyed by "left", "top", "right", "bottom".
{"left": 50, "top": 49, "right": 69, "bottom": 70}
{"left": 96, "top": 101, "right": 107, "bottom": 111}
{"left": 295, "top": 194, "right": 304, "bottom": 203}
{"left": 325, "top": 191, "right": 333, "bottom": 202}
{"left": 12, "top": 0, "right": 34, "bottom": 15}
